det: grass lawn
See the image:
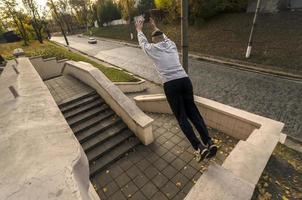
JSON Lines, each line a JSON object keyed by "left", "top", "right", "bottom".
{"left": 0, "top": 40, "right": 138, "bottom": 82}
{"left": 89, "top": 12, "right": 302, "bottom": 75}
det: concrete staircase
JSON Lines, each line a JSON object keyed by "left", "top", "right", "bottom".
{"left": 58, "top": 91, "right": 141, "bottom": 177}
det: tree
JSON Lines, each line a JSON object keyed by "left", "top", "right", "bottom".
{"left": 119, "top": 0, "right": 137, "bottom": 22}
{"left": 48, "top": 0, "right": 69, "bottom": 46}
{"left": 22, "top": 0, "right": 44, "bottom": 43}
{"left": 0, "top": 0, "right": 29, "bottom": 45}
{"left": 96, "top": 0, "right": 121, "bottom": 26}
{"left": 69, "top": 0, "right": 90, "bottom": 31}
{"left": 154, "top": 0, "right": 180, "bottom": 22}
{"left": 137, "top": 0, "right": 155, "bottom": 14}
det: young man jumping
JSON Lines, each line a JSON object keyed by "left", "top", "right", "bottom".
{"left": 135, "top": 18, "right": 218, "bottom": 161}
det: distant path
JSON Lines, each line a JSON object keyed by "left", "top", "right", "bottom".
{"left": 51, "top": 36, "right": 302, "bottom": 141}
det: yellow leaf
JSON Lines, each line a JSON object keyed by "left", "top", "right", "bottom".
{"left": 103, "top": 187, "right": 108, "bottom": 193}
{"left": 282, "top": 196, "right": 289, "bottom": 200}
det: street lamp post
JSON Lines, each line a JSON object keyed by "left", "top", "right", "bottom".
{"left": 246, "top": 0, "right": 262, "bottom": 58}
{"left": 181, "top": 0, "right": 189, "bottom": 73}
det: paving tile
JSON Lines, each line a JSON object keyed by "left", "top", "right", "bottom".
{"left": 170, "top": 135, "right": 182, "bottom": 145}
{"left": 162, "top": 152, "right": 177, "bottom": 163}
{"left": 151, "top": 191, "right": 169, "bottom": 200}
{"left": 103, "top": 181, "right": 119, "bottom": 197}
{"left": 96, "top": 171, "right": 113, "bottom": 186}
{"left": 127, "top": 152, "right": 143, "bottom": 164}
{"left": 170, "top": 145, "right": 185, "bottom": 156}
{"left": 192, "top": 171, "right": 202, "bottom": 183}
{"left": 126, "top": 165, "right": 142, "bottom": 179}
{"left": 162, "top": 165, "right": 178, "bottom": 179}
{"left": 140, "top": 181, "right": 158, "bottom": 199}
{"left": 173, "top": 192, "right": 187, "bottom": 200}
{"left": 133, "top": 174, "right": 149, "bottom": 189}
{"left": 153, "top": 158, "right": 169, "bottom": 171}
{"left": 161, "top": 181, "right": 180, "bottom": 199}
{"left": 121, "top": 182, "right": 139, "bottom": 198}
{"left": 109, "top": 190, "right": 127, "bottom": 200}
{"left": 156, "top": 127, "right": 167, "bottom": 134}
{"left": 151, "top": 173, "right": 169, "bottom": 188}
{"left": 115, "top": 172, "right": 131, "bottom": 188}
{"left": 107, "top": 165, "right": 124, "bottom": 179}
{"left": 131, "top": 190, "right": 147, "bottom": 200}
{"left": 171, "top": 173, "right": 189, "bottom": 190}
{"left": 162, "top": 132, "right": 174, "bottom": 140}
{"left": 180, "top": 165, "right": 197, "bottom": 180}
{"left": 171, "top": 158, "right": 186, "bottom": 171}
{"left": 179, "top": 151, "right": 194, "bottom": 163}
{"left": 178, "top": 139, "right": 191, "bottom": 149}
{"left": 152, "top": 145, "right": 168, "bottom": 157}
{"left": 156, "top": 136, "right": 168, "bottom": 145}
{"left": 118, "top": 157, "right": 133, "bottom": 171}
{"left": 181, "top": 180, "right": 194, "bottom": 194}
{"left": 162, "top": 140, "right": 176, "bottom": 150}
{"left": 146, "top": 152, "right": 160, "bottom": 163}
{"left": 144, "top": 165, "right": 160, "bottom": 179}
{"left": 136, "top": 159, "right": 151, "bottom": 171}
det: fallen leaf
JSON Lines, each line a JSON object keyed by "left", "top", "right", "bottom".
{"left": 176, "top": 182, "right": 182, "bottom": 187}
{"left": 103, "top": 187, "right": 108, "bottom": 193}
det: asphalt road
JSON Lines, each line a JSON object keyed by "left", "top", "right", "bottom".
{"left": 51, "top": 36, "right": 302, "bottom": 141}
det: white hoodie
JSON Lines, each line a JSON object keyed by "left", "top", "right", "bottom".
{"left": 137, "top": 31, "right": 188, "bottom": 83}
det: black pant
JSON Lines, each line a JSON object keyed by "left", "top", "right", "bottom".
{"left": 164, "top": 77, "right": 211, "bottom": 150}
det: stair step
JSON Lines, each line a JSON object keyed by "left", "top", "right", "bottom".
{"left": 61, "top": 94, "right": 101, "bottom": 113}
{"left": 82, "top": 122, "right": 127, "bottom": 152}
{"left": 90, "top": 137, "right": 141, "bottom": 177}
{"left": 64, "top": 99, "right": 104, "bottom": 119}
{"left": 87, "top": 129, "right": 134, "bottom": 163}
{"left": 68, "top": 104, "right": 109, "bottom": 127}
{"left": 75, "top": 114, "right": 120, "bottom": 142}
{"left": 58, "top": 91, "right": 96, "bottom": 108}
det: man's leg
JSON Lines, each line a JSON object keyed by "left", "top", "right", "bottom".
{"left": 182, "top": 78, "right": 218, "bottom": 158}
{"left": 164, "top": 82, "right": 201, "bottom": 150}
{"left": 182, "top": 78, "right": 211, "bottom": 144}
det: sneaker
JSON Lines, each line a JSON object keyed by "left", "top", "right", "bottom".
{"left": 194, "top": 144, "right": 209, "bottom": 162}
{"left": 206, "top": 139, "right": 218, "bottom": 159}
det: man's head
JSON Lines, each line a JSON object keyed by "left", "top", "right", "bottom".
{"left": 152, "top": 30, "right": 164, "bottom": 43}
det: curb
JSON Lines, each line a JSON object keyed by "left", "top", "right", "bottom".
{"left": 80, "top": 34, "right": 302, "bottom": 81}
{"left": 189, "top": 53, "right": 302, "bottom": 81}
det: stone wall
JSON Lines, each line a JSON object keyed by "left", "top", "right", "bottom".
{"left": 0, "top": 58, "right": 98, "bottom": 200}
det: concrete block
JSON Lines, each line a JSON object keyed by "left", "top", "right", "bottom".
{"left": 222, "top": 141, "right": 271, "bottom": 185}
{"left": 247, "top": 129, "right": 280, "bottom": 155}
{"left": 185, "top": 164, "right": 254, "bottom": 200}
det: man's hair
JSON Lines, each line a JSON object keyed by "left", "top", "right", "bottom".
{"left": 152, "top": 30, "right": 163, "bottom": 37}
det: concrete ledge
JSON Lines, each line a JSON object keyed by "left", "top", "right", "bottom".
{"left": 29, "top": 56, "right": 68, "bottom": 80}
{"left": 185, "top": 165, "right": 255, "bottom": 200}
{"left": 134, "top": 94, "right": 284, "bottom": 199}
{"left": 62, "top": 61, "right": 154, "bottom": 145}
{"left": 0, "top": 58, "right": 94, "bottom": 199}
{"left": 114, "top": 73, "right": 147, "bottom": 93}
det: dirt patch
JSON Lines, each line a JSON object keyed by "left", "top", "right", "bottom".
{"left": 252, "top": 143, "right": 302, "bottom": 200}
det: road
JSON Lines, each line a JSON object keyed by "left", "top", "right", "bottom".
{"left": 51, "top": 36, "right": 302, "bottom": 141}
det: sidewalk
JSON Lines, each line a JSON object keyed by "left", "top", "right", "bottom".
{"left": 83, "top": 35, "right": 302, "bottom": 81}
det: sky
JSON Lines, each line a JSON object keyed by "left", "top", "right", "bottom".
{"left": 17, "top": 0, "right": 47, "bottom": 10}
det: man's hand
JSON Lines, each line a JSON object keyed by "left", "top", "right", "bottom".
{"left": 135, "top": 20, "right": 144, "bottom": 32}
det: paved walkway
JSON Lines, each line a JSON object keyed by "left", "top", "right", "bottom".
{"left": 51, "top": 36, "right": 302, "bottom": 141}
{"left": 44, "top": 75, "right": 93, "bottom": 104}
{"left": 92, "top": 113, "right": 238, "bottom": 200}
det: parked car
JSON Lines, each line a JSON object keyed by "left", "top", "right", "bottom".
{"left": 88, "top": 37, "right": 97, "bottom": 44}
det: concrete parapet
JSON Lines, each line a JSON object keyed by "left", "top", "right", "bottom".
{"left": 29, "top": 56, "right": 68, "bottom": 80}
{"left": 62, "top": 61, "right": 154, "bottom": 145}
{"left": 134, "top": 94, "right": 285, "bottom": 199}
{"left": 0, "top": 58, "right": 97, "bottom": 199}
